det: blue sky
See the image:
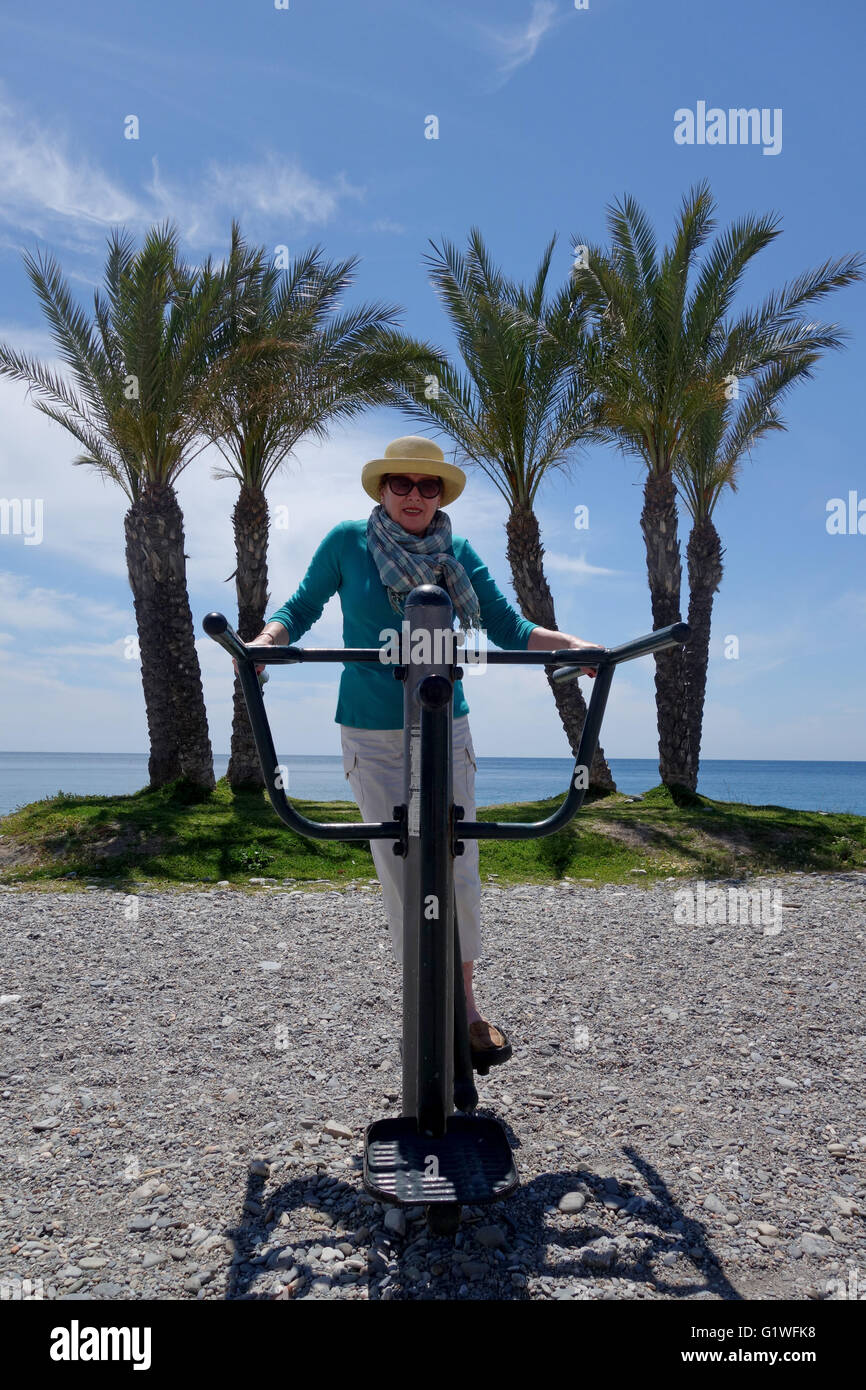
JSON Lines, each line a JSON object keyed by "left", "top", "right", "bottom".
{"left": 0, "top": 0, "right": 864, "bottom": 761}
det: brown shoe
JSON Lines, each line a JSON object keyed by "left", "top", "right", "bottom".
{"left": 469, "top": 1019, "right": 512, "bottom": 1074}
{"left": 469, "top": 1020, "right": 506, "bottom": 1049}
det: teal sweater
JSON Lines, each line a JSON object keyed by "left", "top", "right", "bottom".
{"left": 266, "top": 519, "right": 538, "bottom": 729}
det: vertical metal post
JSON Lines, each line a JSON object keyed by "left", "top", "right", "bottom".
{"left": 401, "top": 585, "right": 456, "bottom": 1135}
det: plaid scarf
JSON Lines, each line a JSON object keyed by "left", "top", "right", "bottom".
{"left": 366, "top": 503, "right": 482, "bottom": 633}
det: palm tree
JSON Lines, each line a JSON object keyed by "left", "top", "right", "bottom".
{"left": 678, "top": 355, "right": 856, "bottom": 790}
{"left": 201, "top": 228, "right": 442, "bottom": 787}
{"left": 571, "top": 181, "right": 863, "bottom": 791}
{"left": 0, "top": 222, "right": 245, "bottom": 790}
{"left": 389, "top": 227, "right": 616, "bottom": 791}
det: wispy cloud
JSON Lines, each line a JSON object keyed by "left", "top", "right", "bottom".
{"left": 145, "top": 153, "right": 364, "bottom": 248}
{"left": 709, "top": 616, "right": 813, "bottom": 685}
{"left": 0, "top": 86, "right": 142, "bottom": 247}
{"left": 475, "top": 1, "right": 560, "bottom": 84}
{"left": 0, "top": 572, "right": 131, "bottom": 634}
{"left": 0, "top": 81, "right": 365, "bottom": 253}
{"left": 370, "top": 218, "right": 406, "bottom": 235}
{"left": 544, "top": 550, "right": 625, "bottom": 580}
{"left": 828, "top": 588, "right": 866, "bottom": 624}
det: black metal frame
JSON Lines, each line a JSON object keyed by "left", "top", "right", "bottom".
{"left": 204, "top": 590, "right": 689, "bottom": 1210}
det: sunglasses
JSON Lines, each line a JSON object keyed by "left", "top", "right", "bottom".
{"left": 386, "top": 474, "right": 442, "bottom": 499}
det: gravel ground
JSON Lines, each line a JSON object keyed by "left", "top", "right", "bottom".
{"left": 1, "top": 870, "right": 864, "bottom": 1302}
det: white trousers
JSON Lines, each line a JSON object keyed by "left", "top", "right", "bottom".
{"left": 339, "top": 714, "right": 483, "bottom": 961}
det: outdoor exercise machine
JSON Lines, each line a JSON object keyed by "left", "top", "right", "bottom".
{"left": 204, "top": 588, "right": 689, "bottom": 1236}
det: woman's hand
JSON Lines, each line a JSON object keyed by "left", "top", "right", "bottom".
{"left": 527, "top": 625, "right": 604, "bottom": 677}
{"left": 559, "top": 633, "right": 604, "bottom": 679}
{"left": 233, "top": 632, "right": 275, "bottom": 677}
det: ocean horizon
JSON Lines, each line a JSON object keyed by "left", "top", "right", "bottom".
{"left": 1, "top": 752, "right": 865, "bottom": 819}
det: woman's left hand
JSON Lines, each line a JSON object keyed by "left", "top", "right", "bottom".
{"left": 561, "top": 634, "right": 604, "bottom": 679}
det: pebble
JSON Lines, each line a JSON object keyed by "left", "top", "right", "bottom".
{"left": 558, "top": 1192, "right": 586, "bottom": 1214}
{"left": 829, "top": 1195, "right": 858, "bottom": 1216}
{"left": 475, "top": 1225, "right": 508, "bottom": 1250}
{"left": 323, "top": 1121, "right": 353, "bottom": 1140}
{"left": 795, "top": 1233, "right": 835, "bottom": 1257}
{"left": 383, "top": 1209, "right": 406, "bottom": 1237}
{"left": 702, "top": 1194, "right": 727, "bottom": 1215}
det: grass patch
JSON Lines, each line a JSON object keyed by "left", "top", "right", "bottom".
{"left": 0, "top": 777, "right": 863, "bottom": 891}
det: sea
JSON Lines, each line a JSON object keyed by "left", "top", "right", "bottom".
{"left": 1, "top": 752, "right": 865, "bottom": 818}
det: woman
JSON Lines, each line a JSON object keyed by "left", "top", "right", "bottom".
{"left": 243, "top": 436, "right": 601, "bottom": 1071}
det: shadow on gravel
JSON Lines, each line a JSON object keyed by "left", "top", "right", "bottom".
{"left": 222, "top": 1139, "right": 743, "bottom": 1301}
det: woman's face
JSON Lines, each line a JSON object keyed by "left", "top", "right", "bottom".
{"left": 379, "top": 471, "right": 442, "bottom": 535}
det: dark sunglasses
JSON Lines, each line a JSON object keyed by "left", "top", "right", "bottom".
{"left": 386, "top": 474, "right": 442, "bottom": 499}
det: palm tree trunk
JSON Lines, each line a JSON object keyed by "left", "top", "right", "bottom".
{"left": 125, "top": 503, "right": 182, "bottom": 788}
{"left": 640, "top": 468, "right": 691, "bottom": 790}
{"left": 125, "top": 481, "right": 215, "bottom": 792}
{"left": 505, "top": 503, "right": 616, "bottom": 792}
{"left": 684, "top": 516, "right": 724, "bottom": 792}
{"left": 227, "top": 484, "right": 271, "bottom": 789}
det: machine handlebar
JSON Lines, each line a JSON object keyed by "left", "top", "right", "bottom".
{"left": 549, "top": 621, "right": 690, "bottom": 685}
{"left": 202, "top": 608, "right": 690, "bottom": 845}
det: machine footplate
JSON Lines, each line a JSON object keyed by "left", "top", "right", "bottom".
{"left": 363, "top": 1115, "right": 517, "bottom": 1205}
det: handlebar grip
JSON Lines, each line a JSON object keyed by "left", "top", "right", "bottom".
{"left": 549, "top": 623, "right": 690, "bottom": 683}
{"left": 550, "top": 648, "right": 606, "bottom": 685}
{"left": 606, "top": 621, "right": 690, "bottom": 664}
{"left": 551, "top": 665, "right": 582, "bottom": 685}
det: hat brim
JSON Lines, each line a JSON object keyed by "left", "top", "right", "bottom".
{"left": 361, "top": 458, "right": 465, "bottom": 506}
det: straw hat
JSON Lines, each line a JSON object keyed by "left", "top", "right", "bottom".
{"left": 361, "top": 435, "right": 466, "bottom": 506}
